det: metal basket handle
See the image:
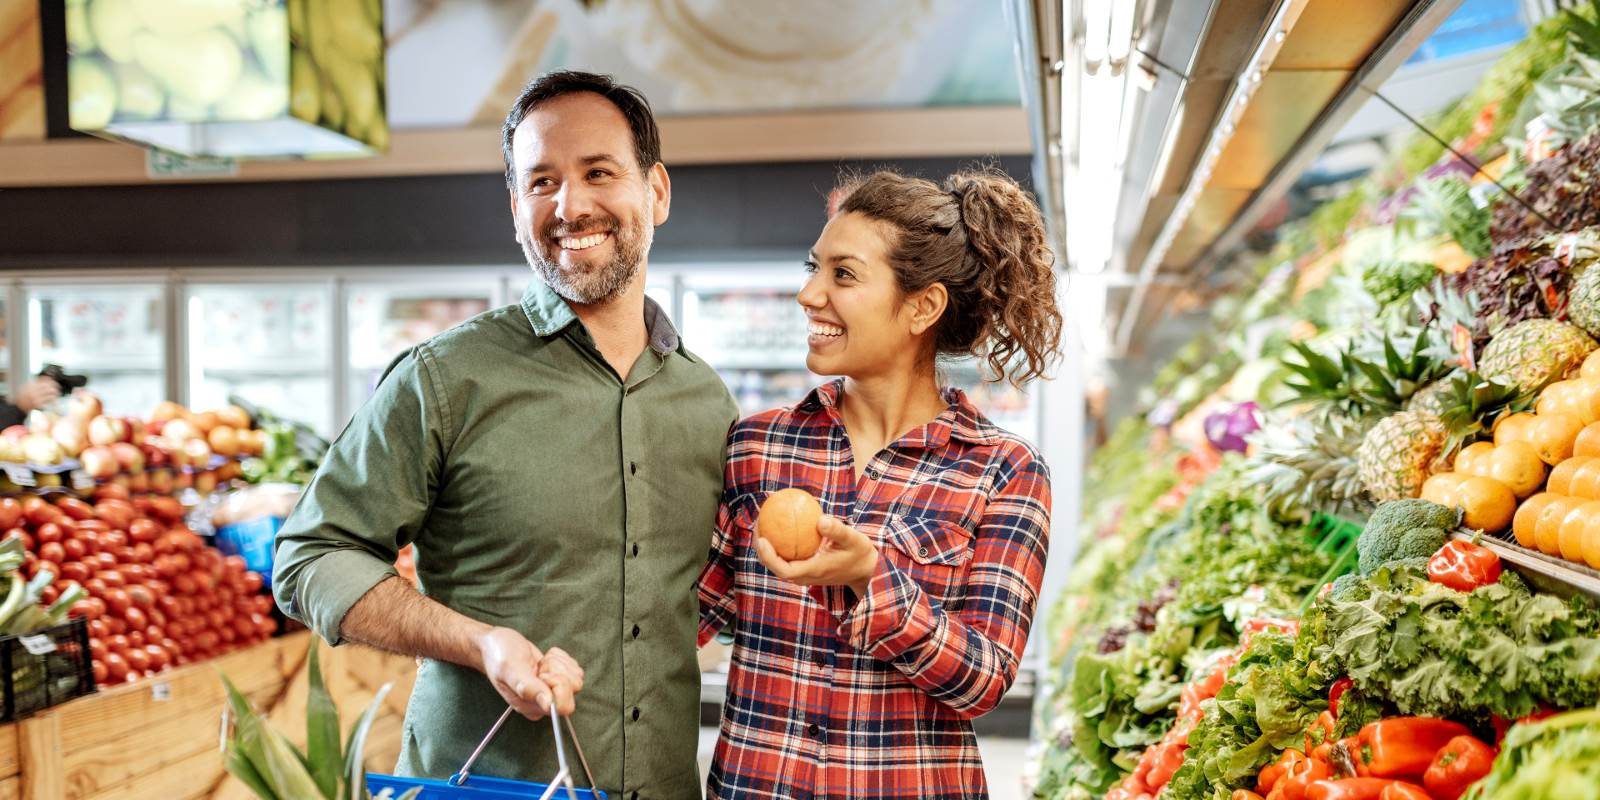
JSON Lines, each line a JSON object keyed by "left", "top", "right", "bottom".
{"left": 449, "top": 705, "right": 599, "bottom": 799}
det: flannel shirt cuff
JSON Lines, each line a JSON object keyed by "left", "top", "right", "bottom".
{"left": 838, "top": 557, "right": 935, "bottom": 657}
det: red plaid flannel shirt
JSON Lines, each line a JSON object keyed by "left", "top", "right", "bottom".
{"left": 698, "top": 380, "right": 1052, "bottom": 799}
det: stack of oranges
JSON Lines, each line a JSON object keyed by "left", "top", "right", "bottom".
{"left": 1423, "top": 351, "right": 1600, "bottom": 569}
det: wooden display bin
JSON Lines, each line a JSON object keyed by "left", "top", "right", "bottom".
{"left": 0, "top": 631, "right": 418, "bottom": 800}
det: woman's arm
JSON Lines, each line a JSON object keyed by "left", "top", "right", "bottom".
{"left": 757, "top": 449, "right": 1051, "bottom": 718}
{"left": 696, "top": 495, "right": 742, "bottom": 647}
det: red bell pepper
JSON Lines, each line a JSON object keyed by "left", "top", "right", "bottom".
{"left": 1378, "top": 782, "right": 1432, "bottom": 800}
{"left": 1259, "top": 751, "right": 1291, "bottom": 794}
{"left": 1306, "top": 710, "right": 1337, "bottom": 753}
{"left": 1329, "top": 736, "right": 1371, "bottom": 778}
{"left": 1305, "top": 778, "right": 1401, "bottom": 800}
{"left": 1422, "top": 735, "right": 1496, "bottom": 800}
{"left": 1427, "top": 540, "right": 1501, "bottom": 592}
{"left": 1278, "top": 754, "right": 1333, "bottom": 800}
{"left": 1146, "top": 740, "right": 1187, "bottom": 788}
{"left": 1490, "top": 706, "right": 1559, "bottom": 745}
{"left": 1359, "top": 718, "right": 1471, "bottom": 778}
{"left": 1232, "top": 792, "right": 1266, "bottom": 800}
{"left": 1329, "top": 677, "right": 1355, "bottom": 718}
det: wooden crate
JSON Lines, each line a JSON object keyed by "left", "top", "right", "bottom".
{"left": 0, "top": 632, "right": 419, "bottom": 800}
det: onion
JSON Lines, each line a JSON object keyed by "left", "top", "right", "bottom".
{"left": 1203, "top": 401, "right": 1262, "bottom": 453}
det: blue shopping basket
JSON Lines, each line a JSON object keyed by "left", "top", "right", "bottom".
{"left": 368, "top": 706, "right": 608, "bottom": 800}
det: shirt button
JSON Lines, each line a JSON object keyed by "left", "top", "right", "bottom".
{"left": 632, "top": 707, "right": 641, "bottom": 722}
{"left": 814, "top": 655, "right": 826, "bottom": 668}
{"left": 630, "top": 793, "right": 639, "bottom": 800}
{"left": 629, "top": 461, "right": 638, "bottom": 475}
{"left": 808, "top": 722, "right": 821, "bottom": 736}
{"left": 865, "top": 467, "right": 879, "bottom": 479}
{"left": 631, "top": 543, "right": 639, "bottom": 557}
{"left": 918, "top": 547, "right": 929, "bottom": 558}
{"left": 631, "top": 624, "right": 641, "bottom": 639}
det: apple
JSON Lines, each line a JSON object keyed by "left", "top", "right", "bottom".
{"left": 148, "top": 469, "right": 173, "bottom": 495}
{"left": 52, "top": 418, "right": 88, "bottom": 458}
{"left": 0, "top": 438, "right": 22, "bottom": 463}
{"left": 125, "top": 417, "right": 146, "bottom": 445}
{"left": 142, "top": 443, "right": 169, "bottom": 469}
{"left": 163, "top": 418, "right": 200, "bottom": 443}
{"left": 67, "top": 389, "right": 103, "bottom": 420}
{"left": 23, "top": 435, "right": 63, "bottom": 466}
{"left": 181, "top": 438, "right": 213, "bottom": 468}
{"left": 80, "top": 446, "right": 118, "bottom": 479}
{"left": 110, "top": 442, "right": 145, "bottom": 473}
{"left": 194, "top": 471, "right": 218, "bottom": 495}
{"left": 2, "top": 426, "right": 27, "bottom": 442}
{"left": 192, "top": 411, "right": 219, "bottom": 434}
{"left": 89, "top": 415, "right": 131, "bottom": 446}
{"left": 150, "top": 401, "right": 186, "bottom": 424}
{"left": 218, "top": 405, "right": 251, "bottom": 430}
{"left": 128, "top": 472, "right": 150, "bottom": 494}
{"left": 207, "top": 425, "right": 239, "bottom": 457}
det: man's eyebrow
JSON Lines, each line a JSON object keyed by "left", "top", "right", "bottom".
{"left": 522, "top": 154, "right": 624, "bottom": 178}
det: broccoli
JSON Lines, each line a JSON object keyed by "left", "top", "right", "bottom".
{"left": 1356, "top": 499, "right": 1460, "bottom": 576}
{"left": 1328, "top": 573, "right": 1368, "bottom": 603}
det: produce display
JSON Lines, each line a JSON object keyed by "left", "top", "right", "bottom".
{"left": 1031, "top": 6, "right": 1600, "bottom": 799}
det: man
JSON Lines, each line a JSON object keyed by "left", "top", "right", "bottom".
{"left": 273, "top": 71, "right": 737, "bottom": 800}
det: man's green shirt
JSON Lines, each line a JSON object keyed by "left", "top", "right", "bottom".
{"left": 273, "top": 280, "right": 737, "bottom": 799}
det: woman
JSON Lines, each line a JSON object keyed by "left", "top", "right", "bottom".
{"left": 697, "top": 167, "right": 1062, "bottom": 798}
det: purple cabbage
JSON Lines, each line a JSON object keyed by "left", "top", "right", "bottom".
{"left": 1203, "top": 401, "right": 1262, "bottom": 453}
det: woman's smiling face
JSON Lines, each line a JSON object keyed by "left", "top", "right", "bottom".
{"left": 798, "top": 211, "right": 940, "bottom": 379}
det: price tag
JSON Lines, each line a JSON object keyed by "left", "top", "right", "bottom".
{"left": 151, "top": 681, "right": 172, "bottom": 702}
{"left": 18, "top": 634, "right": 55, "bottom": 656}
{"left": 1, "top": 464, "right": 35, "bottom": 487}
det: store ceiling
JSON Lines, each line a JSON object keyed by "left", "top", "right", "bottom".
{"left": 1024, "top": 0, "right": 1465, "bottom": 357}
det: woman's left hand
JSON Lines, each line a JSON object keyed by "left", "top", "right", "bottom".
{"left": 755, "top": 515, "right": 880, "bottom": 595}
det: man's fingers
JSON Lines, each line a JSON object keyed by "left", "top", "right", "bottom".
{"left": 505, "top": 675, "right": 555, "bottom": 720}
{"left": 538, "top": 650, "right": 585, "bottom": 694}
{"left": 549, "top": 681, "right": 577, "bottom": 717}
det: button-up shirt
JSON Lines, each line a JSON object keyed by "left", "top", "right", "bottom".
{"left": 273, "top": 279, "right": 737, "bottom": 799}
{"left": 698, "top": 379, "right": 1052, "bottom": 799}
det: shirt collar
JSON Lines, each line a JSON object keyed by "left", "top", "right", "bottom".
{"left": 520, "top": 280, "right": 687, "bottom": 358}
{"left": 794, "top": 379, "right": 1002, "bottom": 446}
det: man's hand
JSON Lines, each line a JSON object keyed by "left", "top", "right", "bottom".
{"left": 755, "top": 515, "right": 880, "bottom": 596}
{"left": 14, "top": 377, "right": 58, "bottom": 414}
{"left": 537, "top": 647, "right": 585, "bottom": 717}
{"left": 476, "top": 626, "right": 557, "bottom": 720}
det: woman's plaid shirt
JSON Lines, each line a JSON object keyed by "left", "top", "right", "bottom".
{"left": 698, "top": 380, "right": 1052, "bottom": 799}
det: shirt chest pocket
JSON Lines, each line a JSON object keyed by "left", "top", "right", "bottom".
{"left": 883, "top": 514, "right": 974, "bottom": 600}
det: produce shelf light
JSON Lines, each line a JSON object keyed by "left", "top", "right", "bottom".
{"left": 64, "top": 0, "right": 388, "bottom": 160}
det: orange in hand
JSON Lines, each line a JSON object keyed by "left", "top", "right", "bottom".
{"left": 757, "top": 488, "right": 823, "bottom": 561}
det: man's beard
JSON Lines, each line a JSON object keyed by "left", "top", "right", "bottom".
{"left": 522, "top": 210, "right": 651, "bottom": 306}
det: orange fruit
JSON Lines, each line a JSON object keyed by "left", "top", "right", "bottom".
{"left": 1454, "top": 441, "right": 1498, "bottom": 476}
{"left": 1576, "top": 422, "right": 1600, "bottom": 458}
{"left": 1537, "top": 379, "right": 1600, "bottom": 424}
{"left": 1420, "top": 472, "right": 1466, "bottom": 507}
{"left": 1572, "top": 459, "right": 1600, "bottom": 500}
{"left": 1584, "top": 515, "right": 1600, "bottom": 569}
{"left": 1550, "top": 456, "right": 1595, "bottom": 495}
{"left": 1529, "top": 413, "right": 1586, "bottom": 465}
{"left": 1583, "top": 349, "right": 1600, "bottom": 381}
{"left": 1536, "top": 495, "right": 1586, "bottom": 555}
{"left": 1536, "top": 382, "right": 1574, "bottom": 416}
{"left": 1561, "top": 501, "right": 1600, "bottom": 562}
{"left": 1454, "top": 476, "right": 1516, "bottom": 533}
{"left": 1494, "top": 413, "right": 1537, "bottom": 446}
{"left": 1483, "top": 441, "right": 1547, "bottom": 499}
{"left": 756, "top": 488, "right": 823, "bottom": 560}
{"left": 1515, "top": 493, "right": 1559, "bottom": 549}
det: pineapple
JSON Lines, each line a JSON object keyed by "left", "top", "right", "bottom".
{"left": 1357, "top": 410, "right": 1447, "bottom": 501}
{"left": 1281, "top": 332, "right": 1451, "bottom": 422}
{"left": 1433, "top": 371, "right": 1537, "bottom": 465}
{"left": 1249, "top": 414, "right": 1373, "bottom": 519}
{"left": 1405, "top": 377, "right": 1460, "bottom": 418}
{"left": 1571, "top": 264, "right": 1600, "bottom": 338}
{"left": 1479, "top": 319, "right": 1597, "bottom": 392}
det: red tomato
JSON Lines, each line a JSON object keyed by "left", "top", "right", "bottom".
{"left": 94, "top": 503, "right": 133, "bottom": 530}
{"left": 223, "top": 554, "right": 247, "bottom": 574}
{"left": 106, "top": 617, "right": 125, "bottom": 635}
{"left": 101, "top": 531, "right": 128, "bottom": 550}
{"left": 123, "top": 670, "right": 143, "bottom": 684}
{"left": 56, "top": 497, "right": 94, "bottom": 521}
{"left": 62, "top": 538, "right": 87, "bottom": 562}
{"left": 114, "top": 546, "right": 136, "bottom": 563}
{"left": 88, "top": 619, "right": 108, "bottom": 640}
{"left": 124, "top": 607, "right": 148, "bottom": 631}
{"left": 172, "top": 575, "right": 196, "bottom": 595}
{"left": 91, "top": 660, "right": 108, "bottom": 685}
{"left": 40, "top": 585, "right": 58, "bottom": 605}
{"left": 131, "top": 543, "right": 154, "bottom": 564}
{"left": 104, "top": 588, "right": 131, "bottom": 617}
{"left": 128, "top": 629, "right": 147, "bottom": 648}
{"left": 160, "top": 637, "right": 180, "bottom": 656}
{"left": 75, "top": 519, "right": 110, "bottom": 534}
{"left": 125, "top": 584, "right": 154, "bottom": 610}
{"left": 219, "top": 626, "right": 237, "bottom": 644}
{"left": 0, "top": 498, "right": 21, "bottom": 530}
{"left": 107, "top": 634, "right": 130, "bottom": 654}
{"left": 30, "top": 560, "right": 59, "bottom": 581}
{"left": 38, "top": 542, "right": 65, "bottom": 564}
{"left": 35, "top": 523, "right": 63, "bottom": 544}
{"left": 84, "top": 578, "right": 107, "bottom": 597}
{"left": 99, "top": 569, "right": 124, "bottom": 588}
{"left": 61, "top": 561, "right": 91, "bottom": 583}
{"left": 94, "top": 552, "right": 117, "bottom": 571}
{"left": 158, "top": 595, "right": 181, "bottom": 617}
{"left": 128, "top": 519, "right": 160, "bottom": 544}
{"left": 144, "top": 644, "right": 170, "bottom": 671}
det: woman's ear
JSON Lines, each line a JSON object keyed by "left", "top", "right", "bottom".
{"left": 906, "top": 283, "right": 949, "bottom": 336}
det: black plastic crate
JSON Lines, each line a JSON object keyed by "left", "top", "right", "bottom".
{"left": 0, "top": 617, "right": 95, "bottom": 722}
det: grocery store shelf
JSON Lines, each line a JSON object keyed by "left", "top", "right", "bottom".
{"left": 1453, "top": 532, "right": 1600, "bottom": 602}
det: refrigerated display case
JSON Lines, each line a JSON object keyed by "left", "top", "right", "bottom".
{"left": 186, "top": 283, "right": 336, "bottom": 438}
{"left": 345, "top": 280, "right": 497, "bottom": 414}
{"left": 26, "top": 284, "right": 166, "bottom": 418}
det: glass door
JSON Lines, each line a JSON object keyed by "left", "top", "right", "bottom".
{"left": 27, "top": 284, "right": 167, "bottom": 418}
{"left": 185, "top": 283, "right": 335, "bottom": 437}
{"left": 344, "top": 280, "right": 497, "bottom": 420}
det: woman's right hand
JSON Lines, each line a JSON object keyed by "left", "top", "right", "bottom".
{"left": 476, "top": 626, "right": 583, "bottom": 719}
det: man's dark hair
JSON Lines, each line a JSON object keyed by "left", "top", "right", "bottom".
{"left": 501, "top": 70, "right": 662, "bottom": 192}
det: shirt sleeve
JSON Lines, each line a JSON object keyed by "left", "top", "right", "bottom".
{"left": 272, "top": 346, "right": 450, "bottom": 646}
{"left": 697, "top": 423, "right": 747, "bottom": 647}
{"left": 836, "top": 448, "right": 1051, "bottom": 719}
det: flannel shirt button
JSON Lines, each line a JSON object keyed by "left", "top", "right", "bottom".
{"left": 865, "top": 468, "right": 879, "bottom": 479}
{"left": 808, "top": 722, "right": 821, "bottom": 736}
{"left": 918, "top": 546, "right": 929, "bottom": 557}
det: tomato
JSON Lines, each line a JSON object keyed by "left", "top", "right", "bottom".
{"left": 88, "top": 619, "right": 108, "bottom": 640}
{"left": 0, "top": 498, "right": 21, "bottom": 530}
{"left": 125, "top": 584, "right": 153, "bottom": 611}
{"left": 40, "top": 585, "right": 58, "bottom": 605}
{"left": 30, "top": 560, "right": 59, "bottom": 581}
{"left": 124, "top": 607, "right": 148, "bottom": 631}
{"left": 56, "top": 497, "right": 94, "bottom": 521}
{"left": 75, "top": 519, "right": 109, "bottom": 535}
{"left": 94, "top": 552, "right": 117, "bottom": 571}
{"left": 38, "top": 541, "right": 65, "bottom": 564}
{"left": 124, "top": 670, "right": 143, "bottom": 684}
{"left": 84, "top": 578, "right": 108, "bottom": 598}
{"left": 219, "top": 626, "right": 237, "bottom": 644}
{"left": 62, "top": 538, "right": 87, "bottom": 562}
{"left": 99, "top": 569, "right": 124, "bottom": 588}
{"left": 127, "top": 630, "right": 146, "bottom": 649}
{"left": 104, "top": 588, "right": 131, "bottom": 617}
{"left": 35, "top": 523, "right": 63, "bottom": 544}
{"left": 114, "top": 546, "right": 136, "bottom": 563}
{"left": 60, "top": 561, "right": 90, "bottom": 583}
{"left": 158, "top": 595, "right": 181, "bottom": 617}
{"left": 106, "top": 618, "right": 125, "bottom": 636}
{"left": 107, "top": 634, "right": 130, "bottom": 655}
{"left": 4, "top": 526, "right": 31, "bottom": 550}
{"left": 172, "top": 574, "right": 196, "bottom": 595}
{"left": 131, "top": 543, "right": 154, "bottom": 564}
{"left": 94, "top": 503, "right": 133, "bottom": 530}
{"left": 128, "top": 519, "right": 160, "bottom": 544}
{"left": 91, "top": 660, "right": 108, "bottom": 685}
{"left": 144, "top": 644, "right": 170, "bottom": 671}
{"left": 160, "top": 637, "right": 180, "bottom": 656}
{"left": 22, "top": 497, "right": 52, "bottom": 526}
{"left": 101, "top": 530, "right": 128, "bottom": 550}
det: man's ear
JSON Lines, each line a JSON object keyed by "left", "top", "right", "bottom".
{"left": 906, "top": 283, "right": 949, "bottom": 336}
{"left": 649, "top": 162, "right": 671, "bottom": 226}
{"left": 509, "top": 191, "right": 523, "bottom": 245}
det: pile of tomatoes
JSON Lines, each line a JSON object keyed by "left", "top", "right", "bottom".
{"left": 0, "top": 486, "right": 276, "bottom": 686}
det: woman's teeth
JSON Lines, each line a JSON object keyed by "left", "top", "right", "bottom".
{"left": 808, "top": 323, "right": 844, "bottom": 338}
{"left": 558, "top": 232, "right": 611, "bottom": 250}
